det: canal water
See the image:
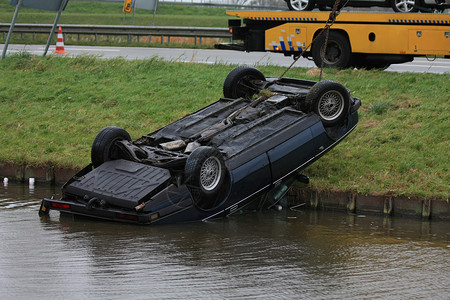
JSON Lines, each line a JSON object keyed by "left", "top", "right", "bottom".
{"left": 1, "top": 182, "right": 449, "bottom": 299}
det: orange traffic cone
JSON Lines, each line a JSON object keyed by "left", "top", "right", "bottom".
{"left": 53, "top": 26, "right": 67, "bottom": 54}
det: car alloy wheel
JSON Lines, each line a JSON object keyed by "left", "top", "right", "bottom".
{"left": 392, "top": 0, "right": 417, "bottom": 12}
{"left": 317, "top": 90, "right": 345, "bottom": 122}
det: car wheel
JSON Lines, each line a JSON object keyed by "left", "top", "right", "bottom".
{"left": 391, "top": 0, "right": 418, "bottom": 12}
{"left": 223, "top": 65, "right": 265, "bottom": 99}
{"left": 91, "top": 126, "right": 131, "bottom": 168}
{"left": 312, "top": 31, "right": 351, "bottom": 68}
{"left": 185, "top": 146, "right": 227, "bottom": 209}
{"left": 305, "top": 80, "right": 350, "bottom": 127}
{"left": 286, "top": 0, "right": 315, "bottom": 11}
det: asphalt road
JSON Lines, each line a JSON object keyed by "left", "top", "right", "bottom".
{"left": 2, "top": 44, "right": 449, "bottom": 74}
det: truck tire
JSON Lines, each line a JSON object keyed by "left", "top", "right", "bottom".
{"left": 312, "top": 31, "right": 351, "bottom": 69}
{"left": 391, "top": 0, "right": 418, "bottom": 12}
{"left": 305, "top": 80, "right": 350, "bottom": 127}
{"left": 352, "top": 56, "right": 391, "bottom": 70}
{"left": 286, "top": 0, "right": 315, "bottom": 11}
{"left": 223, "top": 65, "right": 265, "bottom": 99}
{"left": 91, "top": 126, "right": 131, "bottom": 168}
{"left": 185, "top": 146, "right": 227, "bottom": 210}
{"left": 355, "top": 61, "right": 391, "bottom": 70}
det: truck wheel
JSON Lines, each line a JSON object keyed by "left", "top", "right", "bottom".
{"left": 287, "top": 0, "right": 315, "bottom": 11}
{"left": 312, "top": 31, "right": 351, "bottom": 68}
{"left": 91, "top": 126, "right": 131, "bottom": 168}
{"left": 305, "top": 80, "right": 350, "bottom": 127}
{"left": 223, "top": 65, "right": 265, "bottom": 99}
{"left": 352, "top": 56, "right": 391, "bottom": 70}
{"left": 355, "top": 61, "right": 391, "bottom": 70}
{"left": 391, "top": 0, "right": 418, "bottom": 12}
{"left": 185, "top": 146, "right": 227, "bottom": 209}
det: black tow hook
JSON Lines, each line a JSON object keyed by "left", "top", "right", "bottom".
{"left": 296, "top": 173, "right": 310, "bottom": 184}
{"left": 38, "top": 200, "right": 50, "bottom": 216}
{"left": 86, "top": 197, "right": 106, "bottom": 210}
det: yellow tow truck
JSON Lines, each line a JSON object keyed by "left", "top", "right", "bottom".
{"left": 216, "top": 11, "right": 450, "bottom": 69}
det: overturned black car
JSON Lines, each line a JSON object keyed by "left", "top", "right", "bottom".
{"left": 39, "top": 66, "right": 360, "bottom": 224}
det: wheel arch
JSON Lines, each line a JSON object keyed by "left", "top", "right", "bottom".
{"left": 312, "top": 28, "right": 352, "bottom": 53}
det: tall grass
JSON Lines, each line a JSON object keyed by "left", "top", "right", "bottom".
{"left": 0, "top": 54, "right": 448, "bottom": 200}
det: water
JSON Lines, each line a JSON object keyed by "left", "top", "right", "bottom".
{"left": 1, "top": 182, "right": 449, "bottom": 299}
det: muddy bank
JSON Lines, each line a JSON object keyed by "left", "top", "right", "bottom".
{"left": 1, "top": 163, "right": 449, "bottom": 220}
{"left": 0, "top": 162, "right": 75, "bottom": 186}
{"left": 288, "top": 189, "right": 449, "bottom": 221}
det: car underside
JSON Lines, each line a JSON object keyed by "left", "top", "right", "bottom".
{"left": 40, "top": 66, "right": 360, "bottom": 225}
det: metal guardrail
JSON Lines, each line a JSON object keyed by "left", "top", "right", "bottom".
{"left": 0, "top": 23, "right": 231, "bottom": 44}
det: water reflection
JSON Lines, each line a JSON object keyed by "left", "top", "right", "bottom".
{"left": 1, "top": 183, "right": 449, "bottom": 299}
{"left": 0, "top": 181, "right": 47, "bottom": 209}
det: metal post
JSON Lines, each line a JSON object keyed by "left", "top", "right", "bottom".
{"left": 120, "top": 12, "right": 126, "bottom": 43}
{"left": 132, "top": 0, "right": 136, "bottom": 26}
{"left": 152, "top": 0, "right": 159, "bottom": 26}
{"left": 2, "top": 0, "right": 23, "bottom": 60}
{"left": 43, "top": 0, "right": 69, "bottom": 56}
{"left": 129, "top": 1, "right": 135, "bottom": 42}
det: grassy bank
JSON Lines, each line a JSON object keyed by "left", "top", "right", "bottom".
{"left": 0, "top": 54, "right": 448, "bottom": 201}
{"left": 0, "top": 0, "right": 229, "bottom": 26}
{"left": 0, "top": 0, "right": 230, "bottom": 47}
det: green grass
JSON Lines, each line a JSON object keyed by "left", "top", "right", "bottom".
{"left": 0, "top": 0, "right": 230, "bottom": 26}
{"left": 0, "top": 0, "right": 230, "bottom": 46}
{"left": 0, "top": 54, "right": 448, "bottom": 201}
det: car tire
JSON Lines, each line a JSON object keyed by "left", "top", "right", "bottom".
{"left": 312, "top": 31, "right": 351, "bottom": 68}
{"left": 91, "top": 126, "right": 131, "bottom": 168}
{"left": 391, "top": 0, "right": 418, "bottom": 12}
{"left": 223, "top": 65, "right": 265, "bottom": 99}
{"left": 185, "top": 146, "right": 227, "bottom": 209}
{"left": 305, "top": 80, "right": 351, "bottom": 127}
{"left": 286, "top": 0, "right": 315, "bottom": 11}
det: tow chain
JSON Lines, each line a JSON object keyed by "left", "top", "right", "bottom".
{"left": 278, "top": 0, "right": 349, "bottom": 82}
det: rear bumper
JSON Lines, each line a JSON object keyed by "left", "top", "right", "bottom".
{"left": 351, "top": 97, "right": 361, "bottom": 113}
{"left": 40, "top": 198, "right": 156, "bottom": 224}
